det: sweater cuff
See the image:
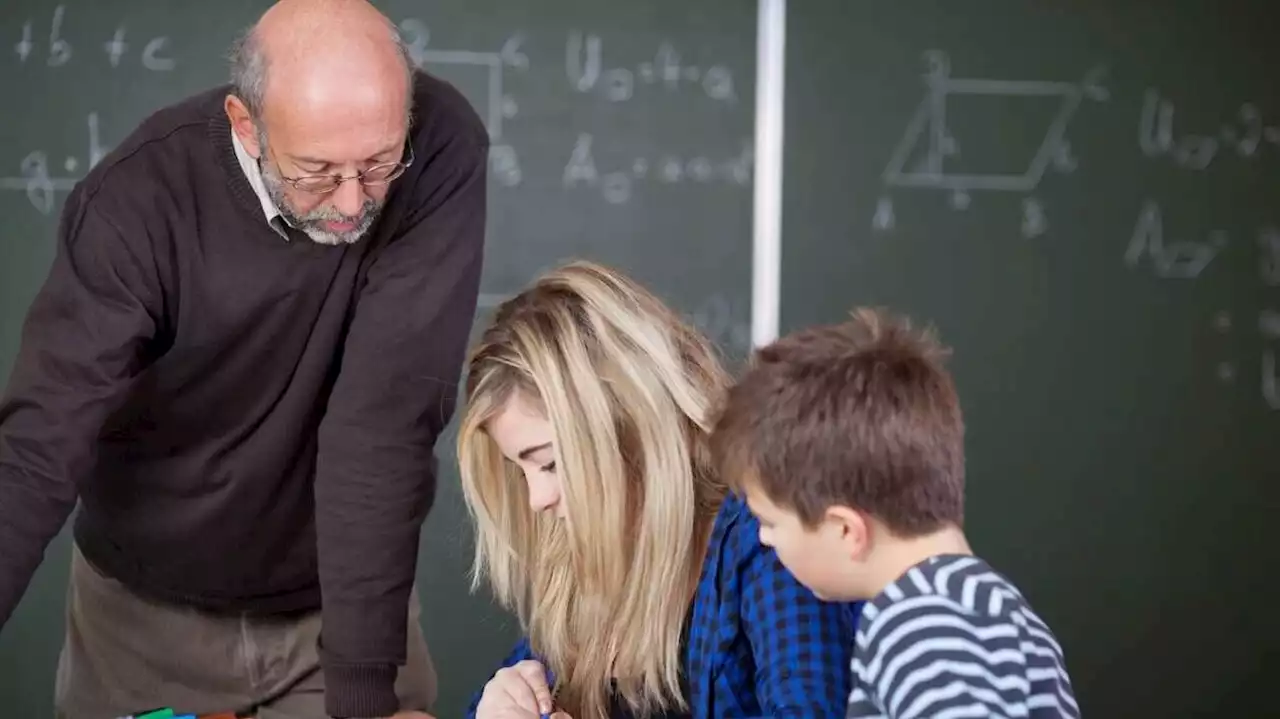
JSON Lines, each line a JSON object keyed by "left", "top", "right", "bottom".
{"left": 324, "top": 661, "right": 400, "bottom": 718}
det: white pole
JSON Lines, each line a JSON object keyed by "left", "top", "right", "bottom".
{"left": 751, "top": 0, "right": 786, "bottom": 348}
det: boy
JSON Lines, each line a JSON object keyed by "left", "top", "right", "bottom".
{"left": 711, "top": 308, "right": 1079, "bottom": 718}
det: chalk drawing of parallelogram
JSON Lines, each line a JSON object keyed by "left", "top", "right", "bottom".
{"left": 882, "top": 51, "right": 1108, "bottom": 194}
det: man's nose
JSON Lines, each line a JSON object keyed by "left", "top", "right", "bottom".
{"left": 331, "top": 178, "right": 366, "bottom": 217}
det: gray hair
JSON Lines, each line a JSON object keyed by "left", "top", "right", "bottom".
{"left": 228, "top": 20, "right": 417, "bottom": 123}
{"left": 228, "top": 27, "right": 269, "bottom": 118}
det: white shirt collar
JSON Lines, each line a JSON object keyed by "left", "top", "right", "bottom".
{"left": 230, "top": 129, "right": 291, "bottom": 240}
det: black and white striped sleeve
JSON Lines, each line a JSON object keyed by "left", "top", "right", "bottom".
{"left": 847, "top": 563, "right": 1079, "bottom": 718}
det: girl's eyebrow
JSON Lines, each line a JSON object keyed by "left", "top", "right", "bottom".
{"left": 518, "top": 442, "right": 552, "bottom": 461}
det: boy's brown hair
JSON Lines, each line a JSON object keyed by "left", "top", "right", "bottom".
{"left": 711, "top": 307, "right": 965, "bottom": 536}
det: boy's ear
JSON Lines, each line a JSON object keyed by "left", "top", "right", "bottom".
{"left": 824, "top": 505, "right": 872, "bottom": 560}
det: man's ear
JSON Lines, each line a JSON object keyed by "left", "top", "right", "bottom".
{"left": 824, "top": 505, "right": 871, "bottom": 561}
{"left": 224, "top": 94, "right": 262, "bottom": 158}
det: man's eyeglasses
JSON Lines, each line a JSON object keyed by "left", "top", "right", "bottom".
{"left": 273, "top": 142, "right": 415, "bottom": 194}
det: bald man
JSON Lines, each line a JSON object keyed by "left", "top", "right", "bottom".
{"left": 0, "top": 1, "right": 486, "bottom": 718}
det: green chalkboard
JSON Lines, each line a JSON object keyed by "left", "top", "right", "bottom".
{"left": 782, "top": 2, "right": 1277, "bottom": 717}
{"left": 0, "top": 1, "right": 755, "bottom": 715}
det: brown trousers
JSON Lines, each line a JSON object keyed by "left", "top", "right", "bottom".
{"left": 54, "top": 544, "right": 436, "bottom": 719}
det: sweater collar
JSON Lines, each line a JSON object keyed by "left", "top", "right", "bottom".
{"left": 207, "top": 100, "right": 292, "bottom": 242}
{"left": 229, "top": 129, "right": 292, "bottom": 241}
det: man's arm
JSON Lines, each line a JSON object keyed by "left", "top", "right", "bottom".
{"left": 741, "top": 527, "right": 863, "bottom": 717}
{"left": 0, "top": 194, "right": 160, "bottom": 628}
{"left": 315, "top": 125, "right": 488, "bottom": 718}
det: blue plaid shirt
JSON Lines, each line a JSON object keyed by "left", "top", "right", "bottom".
{"left": 466, "top": 493, "right": 863, "bottom": 718}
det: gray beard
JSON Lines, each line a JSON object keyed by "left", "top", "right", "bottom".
{"left": 257, "top": 156, "right": 383, "bottom": 246}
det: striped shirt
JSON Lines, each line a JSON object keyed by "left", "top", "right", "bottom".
{"left": 847, "top": 554, "right": 1078, "bottom": 718}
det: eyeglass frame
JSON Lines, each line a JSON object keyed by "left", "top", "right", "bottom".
{"left": 264, "top": 139, "right": 415, "bottom": 195}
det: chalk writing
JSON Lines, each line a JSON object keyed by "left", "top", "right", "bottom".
{"left": 102, "top": 26, "right": 126, "bottom": 67}
{"left": 1249, "top": 308, "right": 1280, "bottom": 409}
{"left": 563, "top": 133, "right": 752, "bottom": 204}
{"left": 1140, "top": 90, "right": 1280, "bottom": 169}
{"left": 0, "top": 112, "right": 103, "bottom": 214}
{"left": 1123, "top": 201, "right": 1227, "bottom": 279}
{"left": 873, "top": 50, "right": 1107, "bottom": 235}
{"left": 1260, "top": 343, "right": 1276, "bottom": 413}
{"left": 47, "top": 5, "right": 69, "bottom": 67}
{"left": 397, "top": 18, "right": 527, "bottom": 187}
{"left": 872, "top": 196, "right": 895, "bottom": 231}
{"left": 4, "top": 21, "right": 745, "bottom": 212}
{"left": 13, "top": 21, "right": 32, "bottom": 63}
{"left": 11, "top": 5, "right": 174, "bottom": 70}
{"left": 1022, "top": 197, "right": 1048, "bottom": 239}
{"left": 1210, "top": 311, "right": 1280, "bottom": 403}
{"left": 1165, "top": 244, "right": 1278, "bottom": 407}
{"left": 1258, "top": 228, "right": 1280, "bottom": 286}
{"left": 1212, "top": 312, "right": 1237, "bottom": 382}
{"left": 141, "top": 36, "right": 174, "bottom": 71}
{"left": 1259, "top": 309, "right": 1280, "bottom": 340}
{"left": 1133, "top": 82, "right": 1280, "bottom": 410}
{"left": 566, "top": 32, "right": 736, "bottom": 103}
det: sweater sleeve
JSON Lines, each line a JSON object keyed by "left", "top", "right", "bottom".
{"left": 315, "top": 125, "right": 488, "bottom": 717}
{"left": 0, "top": 192, "right": 160, "bottom": 627}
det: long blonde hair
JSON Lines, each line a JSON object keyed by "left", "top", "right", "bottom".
{"left": 458, "top": 260, "right": 731, "bottom": 718}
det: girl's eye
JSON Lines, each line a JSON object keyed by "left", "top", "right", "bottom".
{"left": 540, "top": 460, "right": 557, "bottom": 474}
